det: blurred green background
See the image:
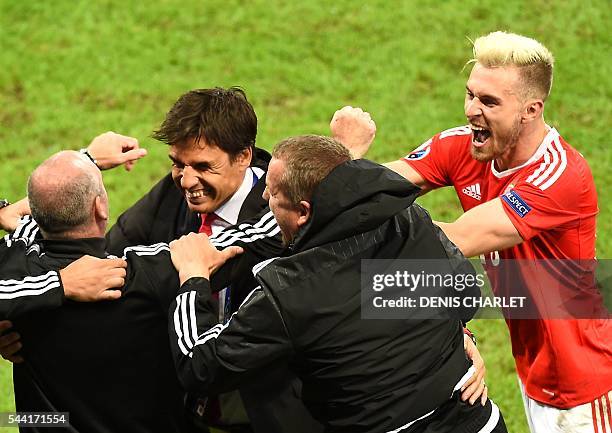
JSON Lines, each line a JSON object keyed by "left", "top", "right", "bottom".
{"left": 1, "top": 1, "right": 610, "bottom": 432}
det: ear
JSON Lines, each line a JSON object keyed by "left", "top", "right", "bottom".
{"left": 94, "top": 195, "right": 108, "bottom": 221}
{"left": 296, "top": 200, "right": 311, "bottom": 228}
{"left": 521, "top": 99, "right": 544, "bottom": 123}
{"left": 234, "top": 147, "right": 253, "bottom": 169}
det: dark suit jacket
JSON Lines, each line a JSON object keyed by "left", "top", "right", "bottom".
{"left": 105, "top": 147, "right": 324, "bottom": 433}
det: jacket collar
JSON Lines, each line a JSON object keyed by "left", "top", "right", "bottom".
{"left": 40, "top": 237, "right": 108, "bottom": 258}
{"left": 290, "top": 159, "right": 421, "bottom": 253}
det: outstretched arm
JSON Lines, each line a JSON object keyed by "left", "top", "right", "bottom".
{"left": 330, "top": 106, "right": 433, "bottom": 192}
{"left": 434, "top": 198, "right": 523, "bottom": 258}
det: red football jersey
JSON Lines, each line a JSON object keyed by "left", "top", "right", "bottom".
{"left": 405, "top": 125, "right": 611, "bottom": 408}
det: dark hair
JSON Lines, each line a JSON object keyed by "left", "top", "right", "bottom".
{"left": 153, "top": 87, "right": 257, "bottom": 160}
{"left": 272, "top": 135, "right": 351, "bottom": 206}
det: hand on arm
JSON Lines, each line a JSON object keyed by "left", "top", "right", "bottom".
{"left": 86, "top": 131, "right": 147, "bottom": 171}
{"left": 0, "top": 198, "right": 31, "bottom": 232}
{"left": 170, "top": 233, "right": 244, "bottom": 286}
{"left": 0, "top": 320, "right": 23, "bottom": 363}
{"left": 435, "top": 198, "right": 523, "bottom": 258}
{"left": 461, "top": 334, "right": 488, "bottom": 405}
{"left": 59, "top": 256, "right": 126, "bottom": 301}
{"left": 330, "top": 106, "right": 376, "bottom": 158}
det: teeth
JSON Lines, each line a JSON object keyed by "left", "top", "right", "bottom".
{"left": 187, "top": 191, "right": 205, "bottom": 198}
{"left": 470, "top": 125, "right": 486, "bottom": 131}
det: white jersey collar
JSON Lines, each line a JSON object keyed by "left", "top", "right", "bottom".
{"left": 490, "top": 126, "right": 558, "bottom": 178}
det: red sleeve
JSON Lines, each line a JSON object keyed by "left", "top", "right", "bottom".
{"left": 403, "top": 126, "right": 472, "bottom": 189}
{"left": 500, "top": 152, "right": 598, "bottom": 241}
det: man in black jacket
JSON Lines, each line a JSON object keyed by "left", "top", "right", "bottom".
{"left": 0, "top": 88, "right": 324, "bottom": 433}
{"left": 1, "top": 150, "right": 238, "bottom": 433}
{"left": 102, "top": 87, "right": 319, "bottom": 433}
{"left": 168, "top": 135, "right": 508, "bottom": 433}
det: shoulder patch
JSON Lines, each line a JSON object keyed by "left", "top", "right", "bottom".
{"left": 501, "top": 190, "right": 531, "bottom": 218}
{"left": 405, "top": 139, "right": 432, "bottom": 160}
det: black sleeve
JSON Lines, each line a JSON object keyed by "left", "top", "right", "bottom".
{"left": 431, "top": 216, "right": 481, "bottom": 323}
{"left": 168, "top": 277, "right": 292, "bottom": 395}
{"left": 123, "top": 243, "right": 181, "bottom": 313}
{"left": 0, "top": 218, "right": 64, "bottom": 319}
{"left": 105, "top": 174, "right": 199, "bottom": 256}
{"left": 209, "top": 208, "right": 284, "bottom": 292}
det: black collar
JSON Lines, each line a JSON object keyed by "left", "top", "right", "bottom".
{"left": 40, "top": 237, "right": 108, "bottom": 259}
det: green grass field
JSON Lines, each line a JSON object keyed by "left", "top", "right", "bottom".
{"left": 1, "top": 1, "right": 610, "bottom": 432}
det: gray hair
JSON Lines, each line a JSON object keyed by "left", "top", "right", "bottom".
{"left": 27, "top": 153, "right": 104, "bottom": 236}
{"left": 272, "top": 135, "right": 351, "bottom": 207}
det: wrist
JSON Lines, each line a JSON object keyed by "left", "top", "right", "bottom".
{"left": 179, "top": 276, "right": 211, "bottom": 293}
{"left": 80, "top": 148, "right": 100, "bottom": 169}
{"left": 179, "top": 268, "right": 210, "bottom": 286}
{"left": 58, "top": 269, "right": 73, "bottom": 301}
{"left": 463, "top": 327, "right": 477, "bottom": 345}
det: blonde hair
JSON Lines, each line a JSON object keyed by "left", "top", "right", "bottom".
{"left": 470, "top": 31, "right": 554, "bottom": 101}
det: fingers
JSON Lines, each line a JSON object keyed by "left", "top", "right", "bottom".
{"left": 87, "top": 132, "right": 146, "bottom": 171}
{"left": 0, "top": 320, "right": 13, "bottom": 334}
{"left": 113, "top": 132, "right": 140, "bottom": 151}
{"left": 106, "top": 257, "right": 128, "bottom": 269}
{"left": 97, "top": 289, "right": 122, "bottom": 301}
{"left": 0, "top": 321, "right": 25, "bottom": 364}
{"left": 5, "top": 354, "right": 24, "bottom": 363}
{"left": 61, "top": 256, "right": 127, "bottom": 301}
{"left": 460, "top": 368, "right": 477, "bottom": 392}
{"left": 105, "top": 276, "right": 126, "bottom": 289}
{"left": 221, "top": 246, "right": 244, "bottom": 261}
{"left": 1, "top": 341, "right": 22, "bottom": 359}
{"left": 461, "top": 368, "right": 485, "bottom": 403}
{"left": 468, "top": 379, "right": 487, "bottom": 405}
{"left": 0, "top": 331, "right": 23, "bottom": 363}
{"left": 331, "top": 106, "right": 364, "bottom": 122}
{"left": 120, "top": 148, "right": 148, "bottom": 171}
{"left": 99, "top": 257, "right": 127, "bottom": 288}
{"left": 481, "top": 384, "right": 488, "bottom": 406}
{"left": 0, "top": 331, "right": 20, "bottom": 349}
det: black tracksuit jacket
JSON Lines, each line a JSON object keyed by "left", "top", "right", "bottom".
{"left": 104, "top": 147, "right": 322, "bottom": 433}
{"left": 168, "top": 159, "right": 485, "bottom": 433}
{"left": 1, "top": 223, "right": 186, "bottom": 433}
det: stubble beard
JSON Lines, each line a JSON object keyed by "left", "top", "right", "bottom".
{"left": 470, "top": 118, "right": 521, "bottom": 163}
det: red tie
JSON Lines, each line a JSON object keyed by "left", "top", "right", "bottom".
{"left": 194, "top": 212, "right": 223, "bottom": 423}
{"left": 198, "top": 213, "right": 217, "bottom": 236}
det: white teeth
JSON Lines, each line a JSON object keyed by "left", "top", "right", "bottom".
{"left": 187, "top": 191, "right": 204, "bottom": 198}
{"left": 470, "top": 125, "right": 486, "bottom": 131}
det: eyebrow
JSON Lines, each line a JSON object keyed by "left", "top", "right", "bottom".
{"left": 466, "top": 86, "right": 501, "bottom": 104}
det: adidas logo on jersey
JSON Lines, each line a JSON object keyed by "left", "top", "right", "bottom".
{"left": 462, "top": 183, "right": 481, "bottom": 200}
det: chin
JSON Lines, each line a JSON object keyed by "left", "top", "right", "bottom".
{"left": 187, "top": 202, "right": 210, "bottom": 214}
{"left": 470, "top": 145, "right": 495, "bottom": 162}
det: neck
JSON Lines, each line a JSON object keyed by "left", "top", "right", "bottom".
{"left": 42, "top": 223, "right": 106, "bottom": 240}
{"left": 495, "top": 118, "right": 549, "bottom": 171}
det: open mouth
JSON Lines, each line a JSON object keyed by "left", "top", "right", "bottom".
{"left": 186, "top": 187, "right": 214, "bottom": 201}
{"left": 471, "top": 126, "right": 491, "bottom": 147}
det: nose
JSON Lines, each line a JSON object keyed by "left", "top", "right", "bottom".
{"left": 465, "top": 97, "right": 483, "bottom": 119}
{"left": 180, "top": 166, "right": 199, "bottom": 190}
{"left": 262, "top": 187, "right": 270, "bottom": 201}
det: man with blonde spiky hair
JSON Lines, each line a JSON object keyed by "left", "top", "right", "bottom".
{"left": 333, "top": 31, "right": 611, "bottom": 433}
